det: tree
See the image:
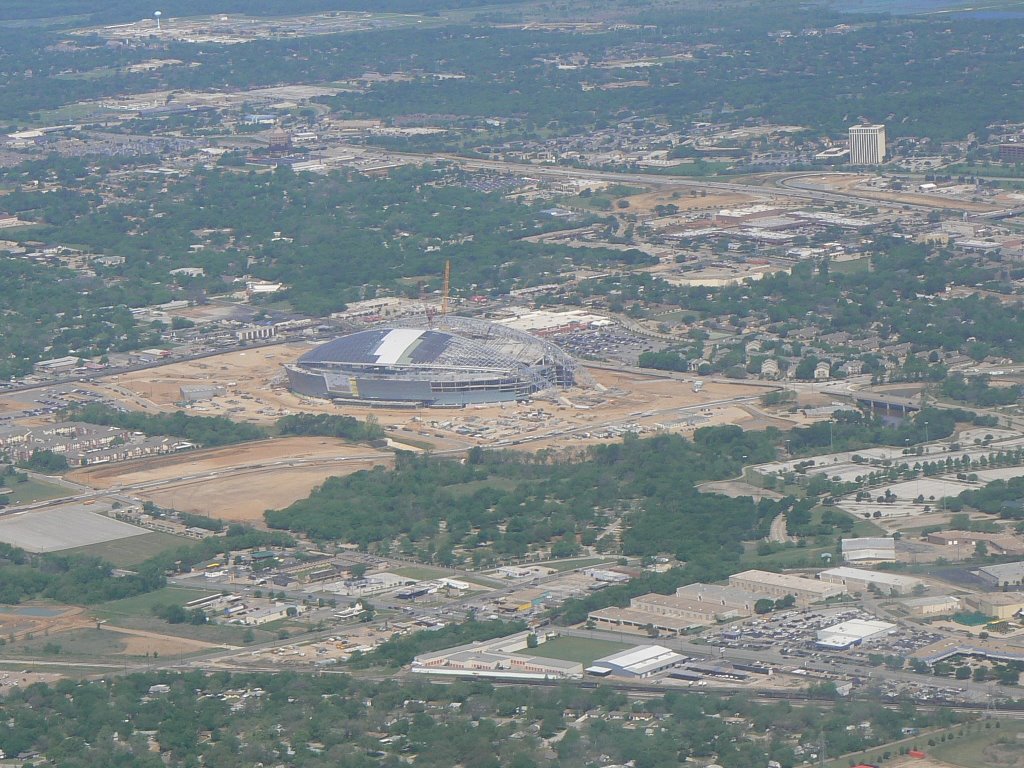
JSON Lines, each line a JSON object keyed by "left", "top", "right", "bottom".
{"left": 754, "top": 598, "right": 775, "bottom": 614}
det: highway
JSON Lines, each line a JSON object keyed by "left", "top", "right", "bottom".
{"left": 328, "top": 144, "right": 970, "bottom": 213}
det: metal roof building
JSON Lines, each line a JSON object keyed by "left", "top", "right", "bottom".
{"left": 975, "top": 561, "right": 1024, "bottom": 588}
{"left": 841, "top": 537, "right": 896, "bottom": 562}
{"left": 816, "top": 618, "right": 896, "bottom": 649}
{"left": 285, "top": 316, "right": 586, "bottom": 406}
{"left": 587, "top": 645, "right": 686, "bottom": 678}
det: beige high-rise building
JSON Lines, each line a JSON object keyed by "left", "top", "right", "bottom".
{"left": 848, "top": 124, "right": 886, "bottom": 165}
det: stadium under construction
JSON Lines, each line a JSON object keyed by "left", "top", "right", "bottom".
{"left": 285, "top": 315, "right": 588, "bottom": 407}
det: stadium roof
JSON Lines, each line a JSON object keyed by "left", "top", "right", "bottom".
{"left": 299, "top": 329, "right": 459, "bottom": 367}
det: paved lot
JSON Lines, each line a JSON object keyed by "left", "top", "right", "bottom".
{"left": 0, "top": 504, "right": 147, "bottom": 552}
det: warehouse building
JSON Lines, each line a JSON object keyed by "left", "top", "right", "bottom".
{"left": 965, "top": 593, "right": 1024, "bottom": 620}
{"left": 818, "top": 566, "right": 922, "bottom": 596}
{"left": 728, "top": 570, "right": 846, "bottom": 606}
{"left": 901, "top": 595, "right": 961, "bottom": 617}
{"left": 841, "top": 537, "right": 896, "bottom": 562}
{"left": 974, "top": 561, "right": 1024, "bottom": 589}
{"left": 589, "top": 581, "right": 764, "bottom": 635}
{"left": 674, "top": 582, "right": 762, "bottom": 612}
{"left": 586, "top": 645, "right": 686, "bottom": 679}
{"left": 816, "top": 618, "right": 896, "bottom": 649}
{"left": 412, "top": 631, "right": 583, "bottom": 680}
{"left": 926, "top": 530, "right": 1024, "bottom": 557}
{"left": 588, "top": 606, "right": 700, "bottom": 636}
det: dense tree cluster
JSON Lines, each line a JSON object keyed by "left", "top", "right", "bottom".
{"left": 276, "top": 413, "right": 385, "bottom": 443}
{"left": 71, "top": 404, "right": 268, "bottom": 447}
{"left": 267, "top": 428, "right": 778, "bottom": 568}
{"left": 786, "top": 408, "right": 986, "bottom": 456}
{"left": 16, "top": 449, "right": 69, "bottom": 473}
{"left": 0, "top": 550, "right": 165, "bottom": 606}
{"left": 585, "top": 241, "right": 1024, "bottom": 363}
{"left": 941, "top": 373, "right": 1020, "bottom": 407}
{"left": 0, "top": 526, "right": 292, "bottom": 605}
{"left": 0, "top": 667, "right": 963, "bottom": 768}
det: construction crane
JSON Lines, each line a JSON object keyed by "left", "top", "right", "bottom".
{"left": 441, "top": 259, "right": 451, "bottom": 318}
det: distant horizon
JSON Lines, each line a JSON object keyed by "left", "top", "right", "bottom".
{"left": 831, "top": 0, "right": 1024, "bottom": 17}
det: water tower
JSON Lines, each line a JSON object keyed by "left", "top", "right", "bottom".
{"left": 154, "top": 10, "right": 162, "bottom": 31}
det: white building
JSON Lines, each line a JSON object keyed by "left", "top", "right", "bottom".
{"left": 848, "top": 124, "right": 886, "bottom": 165}
{"left": 586, "top": 645, "right": 686, "bottom": 678}
{"left": 411, "top": 631, "right": 582, "bottom": 680}
{"left": 841, "top": 537, "right": 896, "bottom": 562}
{"left": 235, "top": 324, "right": 276, "bottom": 341}
{"left": 816, "top": 618, "right": 896, "bottom": 649}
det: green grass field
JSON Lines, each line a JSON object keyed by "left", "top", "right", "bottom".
{"left": 830, "top": 257, "right": 871, "bottom": 275}
{"left": 851, "top": 516, "right": 887, "bottom": 537}
{"left": 524, "top": 636, "right": 631, "bottom": 664}
{"left": 929, "top": 721, "right": 1024, "bottom": 768}
{"left": 93, "top": 587, "right": 219, "bottom": 620}
{"left": 1, "top": 477, "right": 69, "bottom": 505}
{"left": 742, "top": 542, "right": 834, "bottom": 569}
{"left": 8, "top": 628, "right": 135, "bottom": 659}
{"left": 63, "top": 531, "right": 188, "bottom": 566}
{"left": 99, "top": 612, "right": 274, "bottom": 646}
{"left": 445, "top": 477, "right": 518, "bottom": 498}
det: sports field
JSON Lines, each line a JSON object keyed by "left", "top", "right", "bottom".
{"left": 524, "top": 636, "right": 631, "bottom": 664}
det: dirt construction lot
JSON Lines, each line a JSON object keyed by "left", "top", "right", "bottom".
{"left": 100, "top": 343, "right": 791, "bottom": 446}
{"left": 68, "top": 437, "right": 394, "bottom": 522}
{"left": 77, "top": 344, "right": 803, "bottom": 518}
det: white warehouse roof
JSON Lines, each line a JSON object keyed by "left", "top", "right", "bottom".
{"left": 817, "top": 618, "right": 896, "bottom": 649}
{"left": 591, "top": 645, "right": 686, "bottom": 676}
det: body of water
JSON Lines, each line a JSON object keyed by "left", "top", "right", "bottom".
{"left": 0, "top": 605, "right": 65, "bottom": 617}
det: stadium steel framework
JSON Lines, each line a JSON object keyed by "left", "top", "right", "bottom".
{"left": 285, "top": 315, "right": 591, "bottom": 407}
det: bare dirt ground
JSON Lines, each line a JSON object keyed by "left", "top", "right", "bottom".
{"left": 101, "top": 625, "right": 227, "bottom": 656}
{"left": 68, "top": 437, "right": 393, "bottom": 521}
{"left": 624, "top": 188, "right": 756, "bottom": 214}
{"left": 72, "top": 346, "right": 810, "bottom": 518}
{"left": 99, "top": 344, "right": 793, "bottom": 448}
{"left": 0, "top": 605, "right": 90, "bottom": 643}
{"left": 140, "top": 462, "right": 386, "bottom": 520}
{"left": 69, "top": 437, "right": 386, "bottom": 486}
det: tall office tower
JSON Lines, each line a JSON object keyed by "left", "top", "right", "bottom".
{"left": 848, "top": 124, "right": 886, "bottom": 165}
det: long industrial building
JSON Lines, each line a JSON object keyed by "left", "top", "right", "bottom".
{"left": 728, "top": 570, "right": 846, "bottom": 606}
{"left": 411, "top": 631, "right": 582, "bottom": 680}
{"left": 587, "top": 645, "right": 686, "bottom": 679}
{"left": 818, "top": 566, "right": 922, "bottom": 596}
{"left": 588, "top": 582, "right": 763, "bottom": 636}
{"left": 285, "top": 315, "right": 585, "bottom": 406}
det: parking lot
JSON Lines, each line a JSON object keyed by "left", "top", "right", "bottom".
{"left": 709, "top": 606, "right": 946, "bottom": 663}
